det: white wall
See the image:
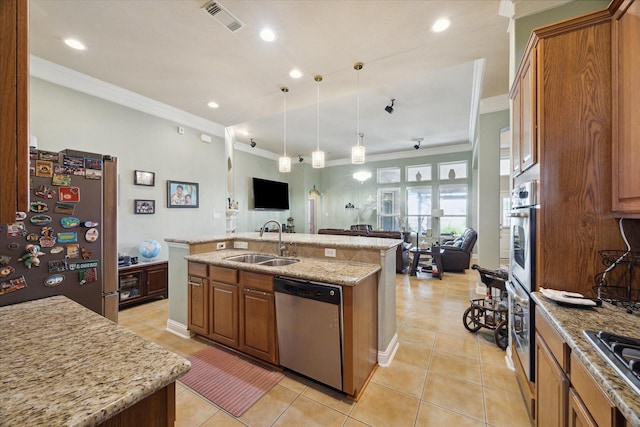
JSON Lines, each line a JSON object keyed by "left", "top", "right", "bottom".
{"left": 29, "top": 77, "right": 228, "bottom": 260}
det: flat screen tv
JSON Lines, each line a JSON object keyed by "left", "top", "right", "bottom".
{"left": 253, "top": 177, "right": 289, "bottom": 210}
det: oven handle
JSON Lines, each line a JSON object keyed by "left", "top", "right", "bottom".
{"left": 506, "top": 281, "right": 528, "bottom": 305}
{"left": 509, "top": 211, "right": 530, "bottom": 218}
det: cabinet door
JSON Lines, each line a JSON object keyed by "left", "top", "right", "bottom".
{"left": 612, "top": 0, "right": 640, "bottom": 214}
{"left": 239, "top": 287, "right": 277, "bottom": 364}
{"left": 0, "top": 0, "right": 29, "bottom": 223}
{"left": 119, "top": 270, "right": 144, "bottom": 304}
{"left": 568, "top": 388, "right": 597, "bottom": 427}
{"left": 188, "top": 276, "right": 209, "bottom": 336}
{"left": 519, "top": 48, "right": 537, "bottom": 173}
{"left": 210, "top": 281, "right": 239, "bottom": 348}
{"left": 146, "top": 264, "right": 168, "bottom": 297}
{"left": 536, "top": 334, "right": 568, "bottom": 427}
{"left": 511, "top": 81, "right": 522, "bottom": 177}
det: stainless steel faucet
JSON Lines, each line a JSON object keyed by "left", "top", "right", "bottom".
{"left": 260, "top": 219, "right": 285, "bottom": 256}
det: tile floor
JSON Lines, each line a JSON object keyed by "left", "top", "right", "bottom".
{"left": 118, "top": 268, "right": 533, "bottom": 427}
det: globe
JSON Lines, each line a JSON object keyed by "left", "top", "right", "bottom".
{"left": 139, "top": 240, "right": 161, "bottom": 260}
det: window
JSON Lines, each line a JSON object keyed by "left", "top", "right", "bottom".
{"left": 406, "top": 164, "right": 432, "bottom": 182}
{"left": 438, "top": 183, "right": 468, "bottom": 235}
{"left": 377, "top": 167, "right": 400, "bottom": 184}
{"left": 439, "top": 160, "right": 467, "bottom": 180}
{"left": 500, "top": 158, "right": 510, "bottom": 176}
{"left": 406, "top": 186, "right": 432, "bottom": 236}
{"left": 377, "top": 188, "right": 400, "bottom": 230}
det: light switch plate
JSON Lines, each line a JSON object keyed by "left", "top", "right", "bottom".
{"left": 325, "top": 248, "right": 336, "bottom": 257}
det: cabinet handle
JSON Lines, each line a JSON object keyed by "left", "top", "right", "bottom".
{"left": 245, "top": 288, "right": 267, "bottom": 296}
{"left": 188, "top": 281, "right": 203, "bottom": 287}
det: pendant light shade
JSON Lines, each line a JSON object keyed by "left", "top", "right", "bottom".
{"left": 279, "top": 87, "right": 291, "bottom": 173}
{"left": 352, "top": 62, "right": 365, "bottom": 164}
{"left": 312, "top": 74, "right": 325, "bottom": 169}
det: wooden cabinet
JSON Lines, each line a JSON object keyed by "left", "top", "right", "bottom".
{"left": 612, "top": 0, "right": 640, "bottom": 216}
{"left": 187, "top": 262, "right": 277, "bottom": 364}
{"left": 535, "top": 308, "right": 626, "bottom": 427}
{"left": 0, "top": 0, "right": 29, "bottom": 224}
{"left": 510, "top": 47, "right": 537, "bottom": 177}
{"left": 119, "top": 262, "right": 168, "bottom": 308}
{"left": 510, "top": 9, "right": 623, "bottom": 297}
{"left": 239, "top": 271, "right": 277, "bottom": 364}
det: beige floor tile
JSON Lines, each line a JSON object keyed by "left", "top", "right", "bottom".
{"left": 421, "top": 372, "right": 486, "bottom": 423}
{"left": 479, "top": 343, "right": 509, "bottom": 367}
{"left": 273, "top": 395, "right": 347, "bottom": 427}
{"left": 394, "top": 339, "right": 432, "bottom": 369}
{"left": 350, "top": 382, "right": 421, "bottom": 426}
{"left": 175, "top": 388, "right": 220, "bottom": 427}
{"left": 200, "top": 410, "right": 247, "bottom": 427}
{"left": 371, "top": 360, "right": 427, "bottom": 398}
{"left": 397, "top": 325, "right": 437, "bottom": 347}
{"left": 238, "top": 384, "right": 299, "bottom": 427}
{"left": 416, "top": 401, "right": 486, "bottom": 426}
{"left": 434, "top": 331, "right": 480, "bottom": 359}
{"left": 484, "top": 388, "right": 533, "bottom": 427}
{"left": 429, "top": 351, "right": 482, "bottom": 384}
{"left": 343, "top": 417, "right": 370, "bottom": 427}
{"left": 481, "top": 362, "right": 521, "bottom": 395}
{"left": 301, "top": 382, "right": 355, "bottom": 415}
{"left": 399, "top": 312, "right": 440, "bottom": 330}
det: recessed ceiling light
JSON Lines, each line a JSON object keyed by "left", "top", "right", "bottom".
{"left": 63, "top": 38, "right": 86, "bottom": 50}
{"left": 207, "top": 101, "right": 219, "bottom": 108}
{"left": 260, "top": 28, "right": 276, "bottom": 42}
{"left": 431, "top": 18, "right": 451, "bottom": 33}
{"left": 289, "top": 69, "right": 303, "bottom": 79}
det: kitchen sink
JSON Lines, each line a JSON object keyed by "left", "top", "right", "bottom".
{"left": 224, "top": 253, "right": 299, "bottom": 267}
{"left": 259, "top": 258, "right": 299, "bottom": 267}
{"left": 224, "top": 253, "right": 275, "bottom": 263}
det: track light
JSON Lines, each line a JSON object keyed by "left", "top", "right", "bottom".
{"left": 413, "top": 138, "right": 423, "bottom": 150}
{"left": 298, "top": 155, "right": 304, "bottom": 163}
{"left": 250, "top": 138, "right": 256, "bottom": 148}
{"left": 385, "top": 99, "right": 395, "bottom": 114}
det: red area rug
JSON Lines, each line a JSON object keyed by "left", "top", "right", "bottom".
{"left": 179, "top": 345, "right": 283, "bottom": 417}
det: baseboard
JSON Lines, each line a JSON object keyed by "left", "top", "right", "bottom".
{"left": 377, "top": 333, "right": 399, "bottom": 367}
{"left": 166, "top": 319, "right": 193, "bottom": 339}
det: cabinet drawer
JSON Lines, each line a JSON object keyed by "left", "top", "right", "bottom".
{"left": 239, "top": 271, "right": 274, "bottom": 292}
{"left": 570, "top": 353, "right": 621, "bottom": 427}
{"left": 188, "top": 276, "right": 206, "bottom": 287}
{"left": 188, "top": 261, "right": 208, "bottom": 277}
{"left": 536, "top": 309, "right": 569, "bottom": 371}
{"left": 210, "top": 266, "right": 238, "bottom": 284}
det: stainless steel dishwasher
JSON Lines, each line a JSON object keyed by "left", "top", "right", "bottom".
{"left": 274, "top": 277, "right": 343, "bottom": 391}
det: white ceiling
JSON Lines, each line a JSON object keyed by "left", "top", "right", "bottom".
{"left": 28, "top": 1, "right": 551, "bottom": 163}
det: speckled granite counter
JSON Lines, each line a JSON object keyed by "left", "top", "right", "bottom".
{"left": 166, "top": 231, "right": 401, "bottom": 251}
{"left": 185, "top": 249, "right": 380, "bottom": 286}
{"left": 0, "top": 296, "right": 191, "bottom": 426}
{"left": 532, "top": 292, "right": 640, "bottom": 427}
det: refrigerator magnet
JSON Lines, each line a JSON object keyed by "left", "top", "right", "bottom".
{"left": 48, "top": 260, "right": 67, "bottom": 273}
{"left": 39, "top": 237, "right": 57, "bottom": 248}
{"left": 0, "top": 266, "right": 15, "bottom": 278}
{"left": 60, "top": 217, "right": 80, "bottom": 228}
{"left": 78, "top": 267, "right": 98, "bottom": 285}
{"left": 0, "top": 275, "right": 27, "bottom": 296}
{"left": 30, "top": 201, "right": 49, "bottom": 213}
{"left": 85, "top": 228, "right": 99, "bottom": 242}
{"left": 57, "top": 231, "right": 77, "bottom": 243}
{"left": 26, "top": 233, "right": 39, "bottom": 243}
{"left": 59, "top": 187, "right": 80, "bottom": 202}
{"left": 35, "top": 184, "right": 56, "bottom": 199}
{"left": 30, "top": 214, "right": 52, "bottom": 226}
{"left": 15, "top": 212, "right": 27, "bottom": 221}
{"left": 50, "top": 246, "right": 64, "bottom": 254}
{"left": 54, "top": 202, "right": 75, "bottom": 215}
{"left": 44, "top": 274, "right": 64, "bottom": 287}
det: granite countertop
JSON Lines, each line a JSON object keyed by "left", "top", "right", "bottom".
{"left": 532, "top": 292, "right": 640, "bottom": 427}
{"left": 0, "top": 296, "right": 191, "bottom": 426}
{"left": 167, "top": 232, "right": 401, "bottom": 250}
{"left": 185, "top": 249, "right": 381, "bottom": 286}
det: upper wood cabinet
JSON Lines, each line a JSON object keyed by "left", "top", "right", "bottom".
{"left": 0, "top": 0, "right": 29, "bottom": 223}
{"left": 510, "top": 47, "right": 537, "bottom": 177}
{"left": 612, "top": 0, "right": 640, "bottom": 216}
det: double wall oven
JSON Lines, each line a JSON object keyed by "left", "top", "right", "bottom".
{"left": 507, "top": 180, "right": 537, "bottom": 382}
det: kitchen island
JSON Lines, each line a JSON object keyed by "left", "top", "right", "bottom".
{"left": 165, "top": 232, "right": 400, "bottom": 366}
{"left": 532, "top": 292, "right": 640, "bottom": 427}
{"left": 0, "top": 295, "right": 190, "bottom": 426}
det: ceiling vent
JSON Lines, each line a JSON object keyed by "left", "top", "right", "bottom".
{"left": 202, "top": 1, "right": 244, "bottom": 32}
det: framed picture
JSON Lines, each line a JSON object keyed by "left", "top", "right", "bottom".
{"left": 167, "top": 181, "right": 199, "bottom": 208}
{"left": 134, "top": 170, "right": 155, "bottom": 186}
{"left": 134, "top": 199, "right": 155, "bottom": 214}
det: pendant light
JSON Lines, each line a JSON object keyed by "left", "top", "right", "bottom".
{"left": 278, "top": 87, "right": 291, "bottom": 173}
{"left": 312, "top": 75, "right": 325, "bottom": 169}
{"left": 351, "top": 62, "right": 365, "bottom": 164}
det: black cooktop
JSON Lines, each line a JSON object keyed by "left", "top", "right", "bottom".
{"left": 584, "top": 330, "right": 640, "bottom": 395}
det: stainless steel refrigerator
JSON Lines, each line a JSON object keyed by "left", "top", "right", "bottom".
{"left": 0, "top": 149, "right": 118, "bottom": 321}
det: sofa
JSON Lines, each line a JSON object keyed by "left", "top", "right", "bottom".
{"left": 318, "top": 227, "right": 412, "bottom": 273}
{"left": 440, "top": 227, "right": 478, "bottom": 272}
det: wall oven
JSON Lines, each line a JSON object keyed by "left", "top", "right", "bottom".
{"left": 508, "top": 180, "right": 537, "bottom": 382}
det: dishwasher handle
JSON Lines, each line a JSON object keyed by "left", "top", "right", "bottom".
{"left": 274, "top": 277, "right": 341, "bottom": 305}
